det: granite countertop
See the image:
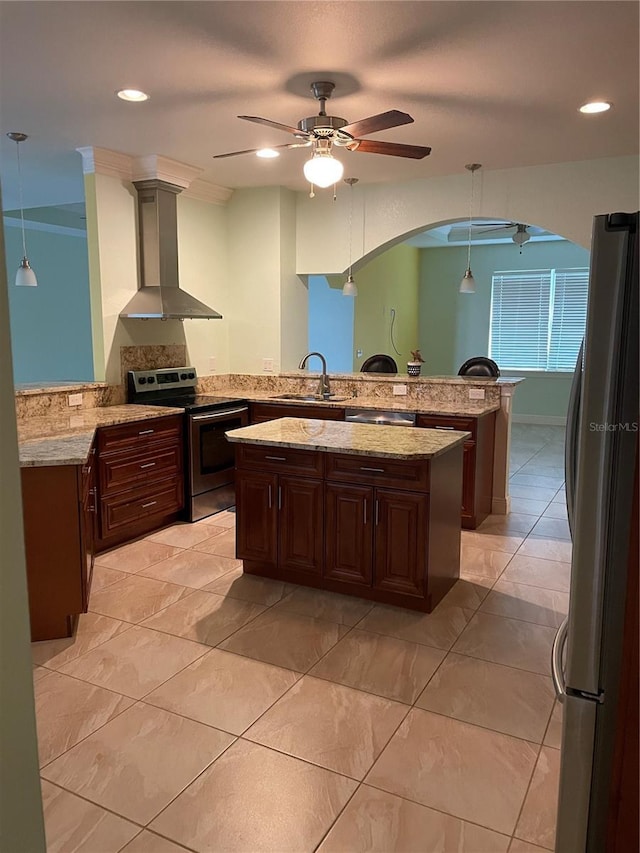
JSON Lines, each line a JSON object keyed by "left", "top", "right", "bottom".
{"left": 215, "top": 390, "right": 499, "bottom": 417}
{"left": 279, "top": 372, "right": 525, "bottom": 386}
{"left": 18, "top": 405, "right": 184, "bottom": 467}
{"left": 15, "top": 381, "right": 109, "bottom": 395}
{"left": 226, "top": 417, "right": 470, "bottom": 460}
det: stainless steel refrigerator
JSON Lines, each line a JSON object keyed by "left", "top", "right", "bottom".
{"left": 554, "top": 211, "right": 638, "bottom": 852}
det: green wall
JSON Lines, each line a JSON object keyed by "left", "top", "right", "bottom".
{"left": 350, "top": 244, "right": 419, "bottom": 371}
{"left": 419, "top": 240, "right": 589, "bottom": 419}
{"left": 4, "top": 221, "right": 94, "bottom": 384}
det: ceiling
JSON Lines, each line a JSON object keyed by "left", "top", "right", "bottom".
{"left": 406, "top": 220, "right": 560, "bottom": 248}
{"left": 0, "top": 1, "right": 638, "bottom": 209}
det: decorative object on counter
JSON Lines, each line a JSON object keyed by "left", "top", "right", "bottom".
{"left": 407, "top": 349, "right": 425, "bottom": 376}
{"left": 212, "top": 80, "right": 431, "bottom": 197}
{"left": 458, "top": 356, "right": 500, "bottom": 378}
{"left": 459, "top": 162, "right": 481, "bottom": 294}
{"left": 343, "top": 177, "right": 359, "bottom": 296}
{"left": 6, "top": 132, "right": 38, "bottom": 287}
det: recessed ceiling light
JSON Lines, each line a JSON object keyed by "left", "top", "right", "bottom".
{"left": 117, "top": 88, "right": 149, "bottom": 102}
{"left": 256, "top": 148, "right": 280, "bottom": 159}
{"left": 579, "top": 101, "right": 611, "bottom": 114}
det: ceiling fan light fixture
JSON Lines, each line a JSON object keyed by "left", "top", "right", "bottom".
{"left": 513, "top": 229, "right": 530, "bottom": 246}
{"left": 256, "top": 148, "right": 280, "bottom": 159}
{"left": 303, "top": 145, "right": 344, "bottom": 188}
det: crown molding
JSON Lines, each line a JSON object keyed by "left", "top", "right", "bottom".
{"left": 76, "top": 146, "right": 133, "bottom": 179}
{"left": 183, "top": 179, "right": 234, "bottom": 205}
{"left": 131, "top": 154, "right": 203, "bottom": 188}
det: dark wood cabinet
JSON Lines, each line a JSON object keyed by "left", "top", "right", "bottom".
{"left": 249, "top": 402, "right": 345, "bottom": 424}
{"left": 22, "top": 440, "right": 97, "bottom": 641}
{"left": 325, "top": 482, "right": 373, "bottom": 586}
{"left": 95, "top": 415, "right": 184, "bottom": 551}
{"left": 236, "top": 444, "right": 463, "bottom": 612}
{"left": 236, "top": 460, "right": 323, "bottom": 582}
{"left": 416, "top": 412, "right": 496, "bottom": 529}
{"left": 373, "top": 488, "right": 428, "bottom": 599}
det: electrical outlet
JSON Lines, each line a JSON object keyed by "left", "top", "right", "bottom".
{"left": 468, "top": 388, "right": 486, "bottom": 400}
{"left": 68, "top": 393, "right": 83, "bottom": 407}
{"left": 393, "top": 384, "right": 407, "bottom": 396}
{"left": 262, "top": 358, "right": 274, "bottom": 372}
{"left": 208, "top": 356, "right": 217, "bottom": 373}
{"left": 356, "top": 349, "right": 363, "bottom": 358}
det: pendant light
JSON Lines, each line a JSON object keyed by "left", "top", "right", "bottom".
{"left": 7, "top": 132, "right": 38, "bottom": 287}
{"left": 459, "top": 163, "right": 481, "bottom": 294}
{"left": 342, "top": 177, "right": 358, "bottom": 296}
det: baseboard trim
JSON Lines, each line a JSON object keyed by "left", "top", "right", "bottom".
{"left": 512, "top": 414, "right": 567, "bottom": 426}
{"left": 492, "top": 497, "right": 510, "bottom": 515}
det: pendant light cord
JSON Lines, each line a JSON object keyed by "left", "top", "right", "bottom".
{"left": 466, "top": 167, "right": 475, "bottom": 270}
{"left": 16, "top": 140, "right": 27, "bottom": 257}
{"left": 348, "top": 181, "right": 353, "bottom": 278}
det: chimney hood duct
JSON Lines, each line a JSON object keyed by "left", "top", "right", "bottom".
{"left": 119, "top": 179, "right": 222, "bottom": 320}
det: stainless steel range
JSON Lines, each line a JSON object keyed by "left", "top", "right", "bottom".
{"left": 127, "top": 367, "right": 248, "bottom": 521}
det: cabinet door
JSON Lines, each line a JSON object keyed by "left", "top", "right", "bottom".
{"left": 236, "top": 470, "right": 278, "bottom": 564}
{"left": 461, "top": 442, "right": 476, "bottom": 519}
{"left": 325, "top": 482, "right": 373, "bottom": 586}
{"left": 374, "top": 489, "right": 428, "bottom": 599}
{"left": 278, "top": 476, "right": 324, "bottom": 576}
{"left": 81, "top": 450, "right": 97, "bottom": 610}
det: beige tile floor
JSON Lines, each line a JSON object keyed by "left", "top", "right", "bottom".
{"left": 32, "top": 426, "right": 567, "bottom": 852}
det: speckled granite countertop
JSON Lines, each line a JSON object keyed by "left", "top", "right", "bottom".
{"left": 215, "top": 390, "right": 499, "bottom": 417}
{"left": 18, "top": 405, "right": 184, "bottom": 467}
{"left": 15, "top": 381, "right": 109, "bottom": 395}
{"left": 226, "top": 417, "right": 470, "bottom": 460}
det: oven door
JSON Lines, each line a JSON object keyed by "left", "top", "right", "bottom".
{"left": 188, "top": 406, "right": 249, "bottom": 496}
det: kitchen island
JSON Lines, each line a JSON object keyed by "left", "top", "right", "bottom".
{"left": 226, "top": 417, "right": 469, "bottom": 612}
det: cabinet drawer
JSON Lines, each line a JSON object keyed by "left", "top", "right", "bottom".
{"left": 99, "top": 444, "right": 182, "bottom": 496}
{"left": 325, "top": 453, "right": 430, "bottom": 492}
{"left": 98, "top": 415, "right": 183, "bottom": 456}
{"left": 100, "top": 477, "right": 183, "bottom": 535}
{"left": 236, "top": 444, "right": 323, "bottom": 477}
{"left": 416, "top": 414, "right": 476, "bottom": 439}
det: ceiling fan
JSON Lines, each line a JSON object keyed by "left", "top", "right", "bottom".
{"left": 468, "top": 222, "right": 532, "bottom": 248}
{"left": 213, "top": 81, "right": 431, "bottom": 189}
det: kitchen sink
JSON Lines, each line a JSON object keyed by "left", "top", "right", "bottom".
{"left": 271, "top": 394, "right": 350, "bottom": 403}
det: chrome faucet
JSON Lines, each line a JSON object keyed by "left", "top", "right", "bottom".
{"left": 298, "top": 352, "right": 331, "bottom": 399}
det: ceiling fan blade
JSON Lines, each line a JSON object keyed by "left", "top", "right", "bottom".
{"left": 213, "top": 141, "right": 311, "bottom": 159}
{"left": 341, "top": 110, "right": 414, "bottom": 138}
{"left": 237, "top": 115, "right": 309, "bottom": 138}
{"left": 347, "top": 138, "right": 431, "bottom": 159}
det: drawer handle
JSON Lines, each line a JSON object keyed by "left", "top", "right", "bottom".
{"left": 360, "top": 466, "right": 385, "bottom": 473}
{"left": 139, "top": 462, "right": 157, "bottom": 469}
{"left": 434, "top": 426, "right": 454, "bottom": 430}
{"left": 141, "top": 500, "right": 157, "bottom": 509}
{"left": 265, "top": 455, "right": 287, "bottom": 462}
{"left": 138, "top": 429, "right": 155, "bottom": 436}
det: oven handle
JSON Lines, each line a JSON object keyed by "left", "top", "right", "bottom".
{"left": 190, "top": 407, "right": 249, "bottom": 422}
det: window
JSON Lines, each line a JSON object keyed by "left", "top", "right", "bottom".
{"left": 489, "top": 267, "right": 589, "bottom": 371}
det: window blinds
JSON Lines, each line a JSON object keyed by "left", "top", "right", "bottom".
{"left": 489, "top": 267, "right": 589, "bottom": 370}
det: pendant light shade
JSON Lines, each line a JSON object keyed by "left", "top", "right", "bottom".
{"left": 343, "top": 177, "right": 359, "bottom": 297}
{"left": 459, "top": 163, "right": 481, "bottom": 294}
{"left": 304, "top": 149, "right": 344, "bottom": 188}
{"left": 7, "top": 132, "right": 38, "bottom": 287}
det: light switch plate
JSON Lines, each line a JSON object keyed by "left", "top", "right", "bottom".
{"left": 393, "top": 384, "right": 408, "bottom": 396}
{"left": 68, "top": 393, "right": 83, "bottom": 407}
{"left": 208, "top": 356, "right": 217, "bottom": 372}
{"left": 468, "top": 388, "right": 486, "bottom": 400}
{"left": 262, "top": 358, "right": 274, "bottom": 372}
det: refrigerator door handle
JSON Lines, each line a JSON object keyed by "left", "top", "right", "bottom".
{"left": 551, "top": 616, "right": 569, "bottom": 702}
{"left": 564, "top": 341, "right": 583, "bottom": 539}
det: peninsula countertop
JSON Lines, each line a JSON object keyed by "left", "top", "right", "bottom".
{"left": 17, "top": 404, "right": 184, "bottom": 467}
{"left": 226, "top": 417, "right": 470, "bottom": 460}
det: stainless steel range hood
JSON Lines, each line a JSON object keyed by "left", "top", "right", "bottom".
{"left": 120, "top": 179, "right": 222, "bottom": 320}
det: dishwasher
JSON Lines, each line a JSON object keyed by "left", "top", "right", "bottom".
{"left": 345, "top": 408, "right": 416, "bottom": 427}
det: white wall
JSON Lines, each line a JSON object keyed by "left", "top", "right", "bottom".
{"left": 295, "top": 156, "right": 638, "bottom": 274}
